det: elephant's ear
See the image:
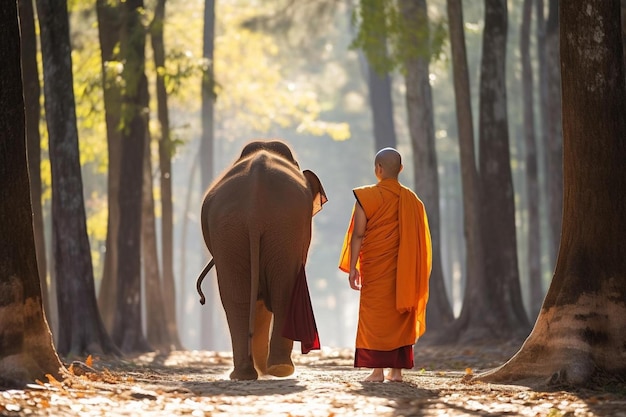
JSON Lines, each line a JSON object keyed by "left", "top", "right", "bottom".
{"left": 303, "top": 170, "right": 328, "bottom": 216}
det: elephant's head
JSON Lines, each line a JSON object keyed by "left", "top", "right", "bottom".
{"left": 239, "top": 140, "right": 298, "bottom": 167}
{"left": 239, "top": 140, "right": 328, "bottom": 215}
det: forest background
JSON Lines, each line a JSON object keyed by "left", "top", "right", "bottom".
{"left": 24, "top": 0, "right": 574, "bottom": 353}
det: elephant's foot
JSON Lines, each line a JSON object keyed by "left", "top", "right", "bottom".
{"left": 267, "top": 363, "right": 294, "bottom": 378}
{"left": 229, "top": 365, "right": 258, "bottom": 381}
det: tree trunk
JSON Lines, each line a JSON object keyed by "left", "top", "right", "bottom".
{"left": 18, "top": 0, "right": 52, "bottom": 327}
{"left": 95, "top": 0, "right": 122, "bottom": 333}
{"left": 398, "top": 0, "right": 454, "bottom": 339}
{"left": 199, "top": 0, "right": 217, "bottom": 349}
{"left": 111, "top": 0, "right": 151, "bottom": 354}
{"left": 150, "top": 0, "right": 182, "bottom": 350}
{"left": 520, "top": 0, "right": 542, "bottom": 320}
{"left": 37, "top": 0, "right": 118, "bottom": 357}
{"left": 439, "top": 0, "right": 491, "bottom": 344}
{"left": 476, "top": 0, "right": 529, "bottom": 340}
{"left": 480, "top": 0, "right": 626, "bottom": 387}
{"left": 535, "top": 0, "right": 552, "bottom": 275}
{"left": 142, "top": 127, "right": 171, "bottom": 351}
{"left": 356, "top": 0, "right": 398, "bottom": 150}
{"left": 367, "top": 66, "right": 397, "bottom": 150}
{"left": 545, "top": 0, "right": 563, "bottom": 264}
{"left": 0, "top": 1, "right": 63, "bottom": 388}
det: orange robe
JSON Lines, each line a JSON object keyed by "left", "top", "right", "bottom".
{"left": 339, "top": 179, "right": 432, "bottom": 352}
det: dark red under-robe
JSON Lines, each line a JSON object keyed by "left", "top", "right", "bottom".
{"left": 282, "top": 266, "right": 320, "bottom": 353}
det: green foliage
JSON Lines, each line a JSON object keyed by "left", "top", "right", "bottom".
{"left": 350, "top": 0, "right": 448, "bottom": 75}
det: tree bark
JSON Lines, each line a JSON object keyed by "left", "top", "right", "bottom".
{"left": 18, "top": 0, "right": 52, "bottom": 328}
{"left": 111, "top": 0, "right": 151, "bottom": 354}
{"left": 476, "top": 0, "right": 529, "bottom": 340}
{"left": 36, "top": 0, "right": 118, "bottom": 357}
{"left": 95, "top": 0, "right": 122, "bottom": 334}
{"left": 398, "top": 0, "right": 454, "bottom": 339}
{"left": 199, "top": 0, "right": 217, "bottom": 349}
{"left": 480, "top": 0, "right": 626, "bottom": 387}
{"left": 150, "top": 0, "right": 182, "bottom": 350}
{"left": 0, "top": 1, "right": 64, "bottom": 388}
{"left": 520, "top": 0, "right": 542, "bottom": 320}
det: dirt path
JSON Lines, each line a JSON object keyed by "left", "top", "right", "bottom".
{"left": 1, "top": 346, "right": 625, "bottom": 416}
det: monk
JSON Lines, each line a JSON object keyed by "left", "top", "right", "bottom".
{"left": 339, "top": 148, "right": 432, "bottom": 382}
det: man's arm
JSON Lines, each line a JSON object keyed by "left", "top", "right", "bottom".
{"left": 348, "top": 202, "right": 366, "bottom": 290}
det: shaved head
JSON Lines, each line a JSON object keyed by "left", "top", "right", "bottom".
{"left": 375, "top": 147, "right": 402, "bottom": 179}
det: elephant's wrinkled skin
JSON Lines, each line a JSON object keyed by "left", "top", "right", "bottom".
{"left": 199, "top": 140, "right": 327, "bottom": 380}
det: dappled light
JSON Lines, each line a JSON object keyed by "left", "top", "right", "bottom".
{"left": 1, "top": 0, "right": 625, "bottom": 414}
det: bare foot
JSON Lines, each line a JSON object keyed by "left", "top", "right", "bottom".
{"left": 363, "top": 369, "right": 384, "bottom": 382}
{"left": 385, "top": 369, "right": 403, "bottom": 382}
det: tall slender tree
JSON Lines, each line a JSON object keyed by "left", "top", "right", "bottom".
{"left": 481, "top": 0, "right": 626, "bottom": 386}
{"left": 544, "top": 0, "right": 562, "bottom": 263}
{"left": 36, "top": 0, "right": 117, "bottom": 356}
{"left": 355, "top": 0, "right": 398, "bottom": 150}
{"left": 96, "top": 0, "right": 123, "bottom": 333}
{"left": 398, "top": 0, "right": 454, "bottom": 335}
{"left": 520, "top": 0, "right": 542, "bottom": 319}
{"left": 477, "top": 0, "right": 529, "bottom": 338}
{"left": 150, "top": 0, "right": 182, "bottom": 350}
{"left": 18, "top": 0, "right": 51, "bottom": 324}
{"left": 0, "top": 0, "right": 63, "bottom": 387}
{"left": 442, "top": 0, "right": 489, "bottom": 342}
{"left": 111, "top": 0, "right": 151, "bottom": 353}
{"left": 199, "top": 0, "right": 217, "bottom": 349}
{"left": 142, "top": 127, "right": 171, "bottom": 351}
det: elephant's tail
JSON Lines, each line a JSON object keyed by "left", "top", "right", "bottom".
{"left": 247, "top": 229, "right": 261, "bottom": 357}
{"left": 196, "top": 258, "right": 215, "bottom": 305}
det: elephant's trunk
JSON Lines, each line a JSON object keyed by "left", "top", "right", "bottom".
{"left": 196, "top": 258, "right": 215, "bottom": 305}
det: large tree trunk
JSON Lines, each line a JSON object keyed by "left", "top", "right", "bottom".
{"left": 150, "top": 0, "right": 182, "bottom": 350}
{"left": 476, "top": 0, "right": 529, "bottom": 340}
{"left": 545, "top": 0, "right": 563, "bottom": 263}
{"left": 480, "top": 0, "right": 626, "bottom": 387}
{"left": 111, "top": 0, "right": 151, "bottom": 354}
{"left": 0, "top": 1, "right": 63, "bottom": 388}
{"left": 37, "top": 0, "right": 118, "bottom": 357}
{"left": 520, "top": 0, "right": 542, "bottom": 320}
{"left": 96, "top": 0, "right": 122, "bottom": 333}
{"left": 439, "top": 0, "right": 490, "bottom": 344}
{"left": 18, "top": 0, "right": 52, "bottom": 327}
{"left": 199, "top": 0, "right": 217, "bottom": 349}
{"left": 398, "top": 0, "right": 454, "bottom": 339}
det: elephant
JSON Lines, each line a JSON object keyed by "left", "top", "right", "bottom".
{"left": 196, "top": 140, "right": 327, "bottom": 380}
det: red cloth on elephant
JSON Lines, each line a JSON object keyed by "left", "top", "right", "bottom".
{"left": 282, "top": 266, "right": 320, "bottom": 353}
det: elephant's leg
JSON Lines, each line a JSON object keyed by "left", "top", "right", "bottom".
{"left": 251, "top": 300, "right": 271, "bottom": 375}
{"left": 265, "top": 267, "right": 297, "bottom": 377}
{"left": 266, "top": 319, "right": 295, "bottom": 377}
{"left": 216, "top": 261, "right": 258, "bottom": 381}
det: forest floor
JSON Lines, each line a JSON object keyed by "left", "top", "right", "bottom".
{"left": 1, "top": 342, "right": 625, "bottom": 416}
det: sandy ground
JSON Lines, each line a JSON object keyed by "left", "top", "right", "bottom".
{"left": 1, "top": 345, "right": 625, "bottom": 416}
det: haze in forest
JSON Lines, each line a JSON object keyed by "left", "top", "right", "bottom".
{"left": 30, "top": 0, "right": 557, "bottom": 350}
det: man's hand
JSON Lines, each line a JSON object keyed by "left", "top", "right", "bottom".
{"left": 349, "top": 268, "right": 362, "bottom": 291}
